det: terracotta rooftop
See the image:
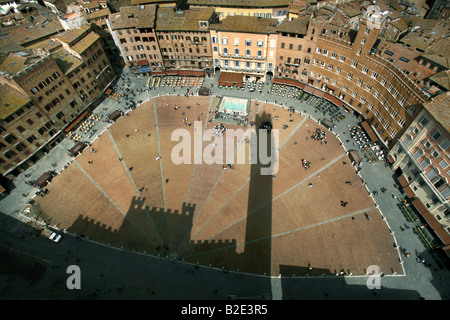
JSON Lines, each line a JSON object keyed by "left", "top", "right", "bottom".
{"left": 210, "top": 15, "right": 278, "bottom": 34}
{"left": 56, "top": 25, "right": 91, "bottom": 46}
{"left": 155, "top": 7, "right": 216, "bottom": 31}
{"left": 428, "top": 70, "right": 450, "bottom": 91}
{"left": 52, "top": 49, "right": 83, "bottom": 74}
{"left": 109, "top": 4, "right": 157, "bottom": 30}
{"left": 276, "top": 15, "right": 310, "bottom": 35}
{"left": 129, "top": 0, "right": 174, "bottom": 5}
{"left": 0, "top": 51, "right": 45, "bottom": 75}
{"left": 399, "top": 32, "right": 435, "bottom": 52}
{"left": 0, "top": 83, "right": 31, "bottom": 120}
{"left": 187, "top": 0, "right": 291, "bottom": 7}
{"left": 423, "top": 91, "right": 450, "bottom": 133}
{"left": 70, "top": 31, "right": 100, "bottom": 54}
{"left": 421, "top": 53, "right": 450, "bottom": 69}
{"left": 86, "top": 7, "right": 111, "bottom": 20}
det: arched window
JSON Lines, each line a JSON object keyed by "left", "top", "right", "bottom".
{"left": 413, "top": 147, "right": 424, "bottom": 159}
{"left": 420, "top": 157, "right": 431, "bottom": 170}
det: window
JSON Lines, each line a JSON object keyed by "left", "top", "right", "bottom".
{"left": 430, "top": 149, "right": 440, "bottom": 159}
{"left": 234, "top": 38, "right": 239, "bottom": 46}
{"left": 431, "top": 129, "right": 442, "bottom": 142}
{"left": 234, "top": 48, "right": 240, "bottom": 56}
{"left": 245, "top": 40, "right": 251, "bottom": 46}
{"left": 222, "top": 38, "right": 228, "bottom": 45}
{"left": 418, "top": 115, "right": 429, "bottom": 127}
{"left": 246, "top": 49, "right": 251, "bottom": 57}
{"left": 257, "top": 40, "right": 263, "bottom": 47}
{"left": 414, "top": 148, "right": 424, "bottom": 159}
{"left": 440, "top": 159, "right": 448, "bottom": 170}
{"left": 439, "top": 139, "right": 449, "bottom": 150}
{"left": 211, "top": 36, "right": 218, "bottom": 43}
{"left": 4, "top": 134, "right": 16, "bottom": 144}
{"left": 257, "top": 50, "right": 262, "bottom": 58}
{"left": 3, "top": 150, "right": 15, "bottom": 159}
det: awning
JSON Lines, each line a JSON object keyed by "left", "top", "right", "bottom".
{"left": 151, "top": 71, "right": 167, "bottom": 76}
{"left": 140, "top": 66, "right": 151, "bottom": 72}
{"left": 178, "top": 70, "right": 204, "bottom": 77}
{"left": 403, "top": 185, "right": 416, "bottom": 198}
{"left": 360, "top": 121, "right": 379, "bottom": 143}
{"left": 324, "top": 93, "right": 343, "bottom": 108}
{"left": 313, "top": 89, "right": 325, "bottom": 98}
{"left": 319, "top": 117, "right": 335, "bottom": 129}
{"left": 136, "top": 59, "right": 148, "bottom": 66}
{"left": 303, "top": 85, "right": 314, "bottom": 94}
{"left": 272, "top": 77, "right": 306, "bottom": 89}
{"left": 64, "top": 110, "right": 89, "bottom": 133}
{"left": 105, "top": 88, "right": 112, "bottom": 95}
{"left": 397, "top": 174, "right": 409, "bottom": 188}
{"left": 68, "top": 141, "right": 86, "bottom": 156}
{"left": 412, "top": 199, "right": 450, "bottom": 245}
{"left": 348, "top": 150, "right": 362, "bottom": 164}
{"left": 108, "top": 110, "right": 122, "bottom": 122}
{"left": 34, "top": 172, "right": 53, "bottom": 189}
{"left": 198, "top": 87, "right": 211, "bottom": 96}
{"left": 218, "top": 72, "right": 244, "bottom": 87}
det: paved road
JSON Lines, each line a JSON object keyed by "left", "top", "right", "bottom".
{"left": 0, "top": 69, "right": 449, "bottom": 300}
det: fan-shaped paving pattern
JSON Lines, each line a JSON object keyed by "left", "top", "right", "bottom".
{"left": 35, "top": 95, "right": 402, "bottom": 276}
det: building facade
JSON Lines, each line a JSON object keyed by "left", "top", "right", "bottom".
{"left": 155, "top": 7, "right": 217, "bottom": 73}
{"left": 308, "top": 7, "right": 429, "bottom": 148}
{"left": 108, "top": 4, "right": 164, "bottom": 75}
{"left": 389, "top": 92, "right": 450, "bottom": 246}
{"left": 210, "top": 15, "right": 278, "bottom": 81}
{"left": 0, "top": 53, "right": 84, "bottom": 176}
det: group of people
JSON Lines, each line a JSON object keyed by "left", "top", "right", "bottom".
{"left": 311, "top": 128, "right": 327, "bottom": 144}
{"left": 301, "top": 159, "right": 311, "bottom": 170}
{"left": 260, "top": 120, "right": 272, "bottom": 132}
{"left": 223, "top": 163, "right": 235, "bottom": 170}
{"left": 214, "top": 123, "right": 227, "bottom": 136}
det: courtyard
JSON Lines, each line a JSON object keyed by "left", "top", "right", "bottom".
{"left": 32, "top": 92, "right": 403, "bottom": 276}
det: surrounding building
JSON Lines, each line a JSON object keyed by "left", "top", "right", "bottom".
{"left": 389, "top": 91, "right": 450, "bottom": 250}
{"left": 155, "top": 6, "right": 217, "bottom": 74}
{"left": 0, "top": 24, "right": 115, "bottom": 177}
{"left": 209, "top": 15, "right": 279, "bottom": 82}
{"left": 0, "top": 52, "right": 84, "bottom": 176}
{"left": 108, "top": 4, "right": 164, "bottom": 75}
{"left": 188, "top": 0, "right": 291, "bottom": 22}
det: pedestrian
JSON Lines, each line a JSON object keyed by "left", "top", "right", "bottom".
{"left": 165, "top": 179, "right": 169, "bottom": 183}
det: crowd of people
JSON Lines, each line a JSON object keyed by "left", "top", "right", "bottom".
{"left": 214, "top": 123, "right": 227, "bottom": 136}
{"left": 311, "top": 128, "right": 327, "bottom": 144}
{"left": 260, "top": 120, "right": 273, "bottom": 132}
{"left": 301, "top": 159, "right": 311, "bottom": 170}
